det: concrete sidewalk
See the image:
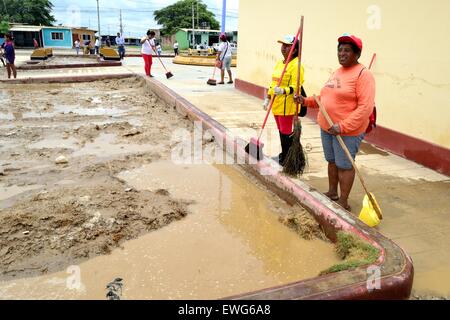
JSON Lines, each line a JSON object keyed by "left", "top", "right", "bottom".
{"left": 6, "top": 55, "right": 450, "bottom": 298}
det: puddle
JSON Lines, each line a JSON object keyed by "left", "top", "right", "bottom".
{"left": 28, "top": 137, "right": 79, "bottom": 150}
{"left": 72, "top": 133, "right": 157, "bottom": 158}
{"left": 0, "top": 184, "right": 42, "bottom": 202}
{"left": 0, "top": 113, "right": 14, "bottom": 121}
{"left": 413, "top": 267, "right": 450, "bottom": 297}
{"left": 23, "top": 111, "right": 58, "bottom": 119}
{"left": 54, "top": 105, "right": 127, "bottom": 117}
{"left": 0, "top": 139, "right": 20, "bottom": 151}
{"left": 0, "top": 162, "right": 338, "bottom": 299}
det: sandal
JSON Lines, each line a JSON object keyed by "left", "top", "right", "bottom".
{"left": 217, "top": 81, "right": 225, "bottom": 84}
{"left": 337, "top": 200, "right": 351, "bottom": 212}
{"left": 324, "top": 192, "right": 339, "bottom": 201}
{"left": 227, "top": 80, "right": 234, "bottom": 84}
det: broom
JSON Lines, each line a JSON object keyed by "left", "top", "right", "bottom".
{"left": 283, "top": 16, "right": 307, "bottom": 176}
{"left": 207, "top": 66, "right": 217, "bottom": 86}
{"left": 245, "top": 23, "right": 304, "bottom": 161}
{"left": 153, "top": 48, "right": 174, "bottom": 79}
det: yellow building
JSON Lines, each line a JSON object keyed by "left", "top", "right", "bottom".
{"left": 71, "top": 27, "right": 96, "bottom": 47}
{"left": 236, "top": 0, "right": 450, "bottom": 175}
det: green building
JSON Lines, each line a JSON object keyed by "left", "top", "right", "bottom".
{"left": 175, "top": 29, "right": 237, "bottom": 50}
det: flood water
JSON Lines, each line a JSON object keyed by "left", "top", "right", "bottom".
{"left": 0, "top": 161, "right": 339, "bottom": 300}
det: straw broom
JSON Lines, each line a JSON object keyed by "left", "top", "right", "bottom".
{"left": 283, "top": 16, "right": 307, "bottom": 176}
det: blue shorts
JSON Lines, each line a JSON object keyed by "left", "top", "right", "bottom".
{"left": 321, "top": 129, "right": 365, "bottom": 170}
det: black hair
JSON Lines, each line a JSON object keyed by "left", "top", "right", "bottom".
{"left": 147, "top": 30, "right": 156, "bottom": 36}
{"left": 338, "top": 42, "right": 361, "bottom": 57}
{"left": 285, "top": 40, "right": 300, "bottom": 62}
{"left": 292, "top": 43, "right": 300, "bottom": 59}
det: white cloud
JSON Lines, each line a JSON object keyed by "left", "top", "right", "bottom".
{"left": 51, "top": 0, "right": 239, "bottom": 37}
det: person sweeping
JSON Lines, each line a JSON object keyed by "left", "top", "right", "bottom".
{"left": 262, "top": 35, "right": 305, "bottom": 166}
{"left": 283, "top": 16, "right": 307, "bottom": 176}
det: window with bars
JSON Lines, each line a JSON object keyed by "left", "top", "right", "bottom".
{"left": 82, "top": 34, "right": 91, "bottom": 41}
{"left": 51, "top": 32, "right": 64, "bottom": 40}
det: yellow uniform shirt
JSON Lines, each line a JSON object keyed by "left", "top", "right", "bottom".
{"left": 268, "top": 57, "right": 305, "bottom": 116}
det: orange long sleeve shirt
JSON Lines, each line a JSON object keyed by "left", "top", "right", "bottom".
{"left": 304, "top": 64, "right": 375, "bottom": 136}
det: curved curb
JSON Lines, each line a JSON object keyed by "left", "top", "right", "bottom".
{"left": 142, "top": 76, "right": 414, "bottom": 300}
{"left": 1, "top": 73, "right": 413, "bottom": 299}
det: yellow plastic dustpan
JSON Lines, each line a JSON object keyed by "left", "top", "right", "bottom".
{"left": 359, "top": 193, "right": 381, "bottom": 227}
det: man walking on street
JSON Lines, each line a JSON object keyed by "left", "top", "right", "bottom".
{"left": 173, "top": 41, "right": 179, "bottom": 56}
{"left": 94, "top": 37, "right": 100, "bottom": 55}
{"left": 74, "top": 39, "right": 80, "bottom": 55}
{"left": 116, "top": 32, "right": 125, "bottom": 60}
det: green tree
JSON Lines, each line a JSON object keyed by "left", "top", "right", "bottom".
{"left": 0, "top": 0, "right": 55, "bottom": 26}
{"left": 154, "top": 0, "right": 220, "bottom": 35}
{"left": 0, "top": 20, "right": 9, "bottom": 34}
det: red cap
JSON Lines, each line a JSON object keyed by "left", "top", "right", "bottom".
{"left": 338, "top": 33, "right": 363, "bottom": 51}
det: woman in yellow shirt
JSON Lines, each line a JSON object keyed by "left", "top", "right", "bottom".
{"left": 263, "top": 35, "right": 305, "bottom": 165}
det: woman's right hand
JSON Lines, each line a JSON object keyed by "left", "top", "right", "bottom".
{"left": 262, "top": 96, "right": 271, "bottom": 111}
{"left": 293, "top": 94, "right": 305, "bottom": 105}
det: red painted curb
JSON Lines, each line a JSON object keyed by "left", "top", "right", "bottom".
{"left": 0, "top": 73, "right": 413, "bottom": 299}
{"left": 142, "top": 76, "right": 414, "bottom": 300}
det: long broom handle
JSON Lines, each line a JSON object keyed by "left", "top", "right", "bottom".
{"left": 151, "top": 46, "right": 170, "bottom": 72}
{"left": 314, "top": 95, "right": 382, "bottom": 220}
{"left": 369, "top": 53, "right": 376, "bottom": 70}
{"left": 295, "top": 16, "right": 304, "bottom": 117}
{"left": 257, "top": 23, "right": 304, "bottom": 141}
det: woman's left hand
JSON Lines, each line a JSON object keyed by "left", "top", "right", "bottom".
{"left": 328, "top": 124, "right": 341, "bottom": 136}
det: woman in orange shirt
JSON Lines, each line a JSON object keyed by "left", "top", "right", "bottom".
{"left": 296, "top": 34, "right": 375, "bottom": 211}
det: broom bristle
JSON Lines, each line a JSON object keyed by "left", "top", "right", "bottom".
{"left": 283, "top": 121, "right": 307, "bottom": 176}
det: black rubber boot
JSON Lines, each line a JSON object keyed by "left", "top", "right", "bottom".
{"left": 277, "top": 132, "right": 293, "bottom": 166}
{"left": 280, "top": 133, "right": 294, "bottom": 166}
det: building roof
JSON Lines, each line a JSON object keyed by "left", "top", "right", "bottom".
{"left": 41, "top": 26, "right": 72, "bottom": 30}
{"left": 179, "top": 28, "right": 222, "bottom": 33}
{"left": 72, "top": 27, "right": 97, "bottom": 33}
{"left": 10, "top": 25, "right": 43, "bottom": 32}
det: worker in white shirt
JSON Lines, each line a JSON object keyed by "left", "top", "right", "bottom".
{"left": 140, "top": 30, "right": 157, "bottom": 77}
{"left": 74, "top": 39, "right": 80, "bottom": 55}
{"left": 116, "top": 32, "right": 125, "bottom": 60}
{"left": 94, "top": 37, "right": 100, "bottom": 55}
{"left": 173, "top": 41, "right": 179, "bottom": 56}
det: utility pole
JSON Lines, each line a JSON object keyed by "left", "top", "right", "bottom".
{"left": 197, "top": 0, "right": 199, "bottom": 30}
{"left": 221, "top": 0, "right": 226, "bottom": 33}
{"left": 96, "top": 0, "right": 101, "bottom": 37}
{"left": 120, "top": 10, "right": 123, "bottom": 35}
{"left": 192, "top": 3, "right": 195, "bottom": 48}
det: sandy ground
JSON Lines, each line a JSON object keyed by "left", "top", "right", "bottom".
{"left": 0, "top": 77, "right": 194, "bottom": 279}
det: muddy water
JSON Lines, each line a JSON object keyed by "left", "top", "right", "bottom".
{"left": 0, "top": 162, "right": 339, "bottom": 300}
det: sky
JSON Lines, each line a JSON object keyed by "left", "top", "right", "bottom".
{"left": 51, "top": 0, "right": 239, "bottom": 38}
